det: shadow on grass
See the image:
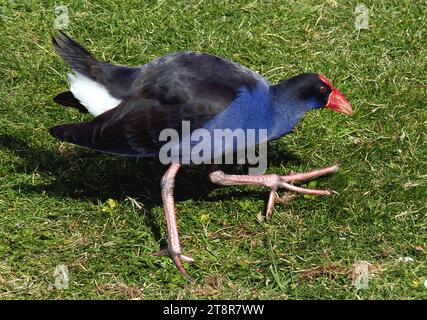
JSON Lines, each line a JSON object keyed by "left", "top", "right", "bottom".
{"left": 0, "top": 133, "right": 303, "bottom": 243}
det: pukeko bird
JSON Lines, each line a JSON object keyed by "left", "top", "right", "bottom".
{"left": 49, "top": 31, "right": 352, "bottom": 279}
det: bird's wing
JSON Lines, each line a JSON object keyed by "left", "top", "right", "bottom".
{"left": 131, "top": 51, "right": 261, "bottom": 103}
{"left": 50, "top": 51, "right": 266, "bottom": 156}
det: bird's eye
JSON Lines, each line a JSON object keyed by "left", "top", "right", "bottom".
{"left": 320, "top": 86, "right": 326, "bottom": 93}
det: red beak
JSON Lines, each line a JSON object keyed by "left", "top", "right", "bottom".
{"left": 319, "top": 74, "right": 353, "bottom": 115}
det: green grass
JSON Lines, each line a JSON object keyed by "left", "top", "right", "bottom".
{"left": 0, "top": 0, "right": 426, "bottom": 299}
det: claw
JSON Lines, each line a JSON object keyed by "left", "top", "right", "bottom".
{"left": 265, "top": 189, "right": 277, "bottom": 222}
{"left": 153, "top": 249, "right": 194, "bottom": 280}
{"left": 171, "top": 255, "right": 193, "bottom": 281}
{"left": 180, "top": 254, "right": 194, "bottom": 263}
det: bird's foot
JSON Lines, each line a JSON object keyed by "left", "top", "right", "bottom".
{"left": 210, "top": 163, "right": 341, "bottom": 221}
{"left": 153, "top": 249, "right": 194, "bottom": 280}
{"left": 263, "top": 164, "right": 341, "bottom": 221}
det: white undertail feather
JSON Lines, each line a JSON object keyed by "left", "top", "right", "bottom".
{"left": 68, "top": 72, "right": 122, "bottom": 116}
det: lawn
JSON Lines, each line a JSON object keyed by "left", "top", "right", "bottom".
{"left": 0, "top": 0, "right": 425, "bottom": 299}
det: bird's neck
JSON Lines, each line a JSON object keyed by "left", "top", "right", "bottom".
{"left": 268, "top": 82, "right": 309, "bottom": 140}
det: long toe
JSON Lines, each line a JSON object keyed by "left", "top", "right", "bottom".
{"left": 153, "top": 249, "right": 194, "bottom": 279}
{"left": 171, "top": 255, "right": 193, "bottom": 281}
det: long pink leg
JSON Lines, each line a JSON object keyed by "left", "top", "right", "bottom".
{"left": 210, "top": 164, "right": 341, "bottom": 220}
{"left": 154, "top": 163, "right": 193, "bottom": 279}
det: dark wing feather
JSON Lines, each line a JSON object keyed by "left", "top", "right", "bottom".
{"left": 52, "top": 31, "right": 98, "bottom": 80}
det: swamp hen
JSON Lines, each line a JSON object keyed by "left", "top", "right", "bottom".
{"left": 49, "top": 31, "right": 352, "bottom": 278}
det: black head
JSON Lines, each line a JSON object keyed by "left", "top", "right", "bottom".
{"left": 289, "top": 73, "right": 333, "bottom": 109}
{"left": 274, "top": 73, "right": 352, "bottom": 114}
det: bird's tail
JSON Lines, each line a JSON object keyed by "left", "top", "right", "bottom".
{"left": 52, "top": 30, "right": 100, "bottom": 81}
{"left": 51, "top": 31, "right": 136, "bottom": 115}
